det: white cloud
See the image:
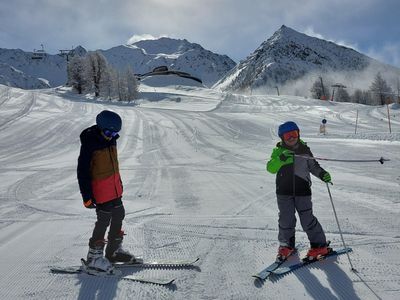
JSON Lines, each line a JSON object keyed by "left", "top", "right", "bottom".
{"left": 304, "top": 27, "right": 325, "bottom": 40}
{"left": 304, "top": 26, "right": 359, "bottom": 51}
{"left": 127, "top": 34, "right": 171, "bottom": 45}
{"left": 127, "top": 34, "right": 158, "bottom": 44}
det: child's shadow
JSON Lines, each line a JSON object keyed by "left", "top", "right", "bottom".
{"left": 270, "top": 257, "right": 360, "bottom": 299}
{"left": 255, "top": 256, "right": 360, "bottom": 299}
{"left": 294, "top": 261, "right": 360, "bottom": 299}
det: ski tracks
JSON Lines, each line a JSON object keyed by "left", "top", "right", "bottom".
{"left": 0, "top": 89, "right": 36, "bottom": 129}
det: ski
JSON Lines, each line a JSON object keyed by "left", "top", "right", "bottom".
{"left": 113, "top": 257, "right": 200, "bottom": 268}
{"left": 50, "top": 265, "right": 175, "bottom": 285}
{"left": 50, "top": 265, "right": 83, "bottom": 274}
{"left": 271, "top": 247, "right": 352, "bottom": 276}
{"left": 50, "top": 257, "right": 199, "bottom": 274}
{"left": 122, "top": 275, "right": 175, "bottom": 285}
{"left": 50, "top": 259, "right": 122, "bottom": 276}
{"left": 252, "top": 249, "right": 297, "bottom": 280}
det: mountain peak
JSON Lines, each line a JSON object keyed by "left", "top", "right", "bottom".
{"left": 267, "top": 25, "right": 309, "bottom": 45}
{"left": 277, "top": 24, "right": 296, "bottom": 34}
{"left": 131, "top": 37, "right": 202, "bottom": 55}
{"left": 215, "top": 25, "right": 400, "bottom": 92}
{"left": 71, "top": 45, "right": 87, "bottom": 57}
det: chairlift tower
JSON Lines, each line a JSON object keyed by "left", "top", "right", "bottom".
{"left": 319, "top": 76, "right": 327, "bottom": 100}
{"left": 331, "top": 83, "right": 347, "bottom": 101}
{"left": 59, "top": 47, "right": 75, "bottom": 62}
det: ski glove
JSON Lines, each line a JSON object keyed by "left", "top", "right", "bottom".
{"left": 279, "top": 149, "right": 294, "bottom": 162}
{"left": 83, "top": 198, "right": 96, "bottom": 209}
{"left": 267, "top": 148, "right": 294, "bottom": 173}
{"left": 320, "top": 171, "right": 331, "bottom": 183}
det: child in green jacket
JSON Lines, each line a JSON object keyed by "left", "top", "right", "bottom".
{"left": 267, "top": 121, "right": 332, "bottom": 260}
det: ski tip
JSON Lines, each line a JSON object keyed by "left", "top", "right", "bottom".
{"left": 164, "top": 278, "right": 176, "bottom": 285}
{"left": 123, "top": 276, "right": 176, "bottom": 285}
{"left": 332, "top": 247, "right": 353, "bottom": 254}
{"left": 252, "top": 275, "right": 266, "bottom": 281}
{"left": 50, "top": 266, "right": 82, "bottom": 274}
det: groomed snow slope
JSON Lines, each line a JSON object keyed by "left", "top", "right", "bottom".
{"left": 0, "top": 84, "right": 399, "bottom": 299}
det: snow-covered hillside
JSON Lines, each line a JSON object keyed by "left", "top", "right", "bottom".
{"left": 215, "top": 25, "right": 400, "bottom": 93}
{"left": 0, "top": 83, "right": 399, "bottom": 299}
{"left": 0, "top": 38, "right": 235, "bottom": 89}
{"left": 0, "top": 63, "right": 50, "bottom": 89}
{"left": 101, "top": 37, "right": 236, "bottom": 87}
{"left": 0, "top": 48, "right": 71, "bottom": 88}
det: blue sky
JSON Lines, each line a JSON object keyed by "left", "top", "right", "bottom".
{"left": 1, "top": 0, "right": 399, "bottom": 67}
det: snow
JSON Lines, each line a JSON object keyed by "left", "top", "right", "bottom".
{"left": 0, "top": 83, "right": 399, "bottom": 299}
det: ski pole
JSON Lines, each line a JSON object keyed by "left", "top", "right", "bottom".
{"left": 326, "top": 182, "right": 357, "bottom": 272}
{"left": 295, "top": 155, "right": 389, "bottom": 164}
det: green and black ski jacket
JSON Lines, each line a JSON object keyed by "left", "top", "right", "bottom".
{"left": 266, "top": 140, "right": 325, "bottom": 196}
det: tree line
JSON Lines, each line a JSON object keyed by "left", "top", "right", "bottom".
{"left": 310, "top": 72, "right": 399, "bottom": 105}
{"left": 67, "top": 51, "right": 139, "bottom": 102}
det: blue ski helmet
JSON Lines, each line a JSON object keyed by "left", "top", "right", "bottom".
{"left": 96, "top": 110, "right": 122, "bottom": 132}
{"left": 322, "top": 118, "right": 327, "bottom": 124}
{"left": 278, "top": 121, "right": 299, "bottom": 138}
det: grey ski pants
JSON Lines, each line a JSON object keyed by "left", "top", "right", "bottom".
{"left": 277, "top": 194, "right": 326, "bottom": 248}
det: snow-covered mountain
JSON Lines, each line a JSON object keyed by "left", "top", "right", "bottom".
{"left": 214, "top": 25, "right": 400, "bottom": 93}
{"left": 0, "top": 38, "right": 235, "bottom": 89}
{"left": 0, "top": 63, "right": 50, "bottom": 89}
{"left": 0, "top": 46, "right": 87, "bottom": 89}
{"left": 100, "top": 37, "right": 236, "bottom": 87}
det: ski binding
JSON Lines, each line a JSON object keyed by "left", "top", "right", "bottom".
{"left": 271, "top": 247, "right": 352, "bottom": 276}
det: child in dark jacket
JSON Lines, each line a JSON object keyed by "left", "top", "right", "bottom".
{"left": 267, "top": 121, "right": 332, "bottom": 260}
{"left": 77, "top": 110, "right": 138, "bottom": 274}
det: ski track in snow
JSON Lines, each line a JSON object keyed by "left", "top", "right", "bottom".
{"left": 0, "top": 84, "right": 399, "bottom": 299}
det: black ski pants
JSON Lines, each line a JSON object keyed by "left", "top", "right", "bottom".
{"left": 89, "top": 197, "right": 125, "bottom": 246}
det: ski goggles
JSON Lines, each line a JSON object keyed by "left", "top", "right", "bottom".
{"left": 282, "top": 130, "right": 299, "bottom": 140}
{"left": 103, "top": 129, "right": 118, "bottom": 138}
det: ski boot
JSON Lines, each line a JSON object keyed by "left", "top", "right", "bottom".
{"left": 85, "top": 239, "right": 115, "bottom": 275}
{"left": 277, "top": 245, "right": 296, "bottom": 261}
{"left": 106, "top": 231, "right": 142, "bottom": 264}
{"left": 304, "top": 242, "right": 332, "bottom": 262}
